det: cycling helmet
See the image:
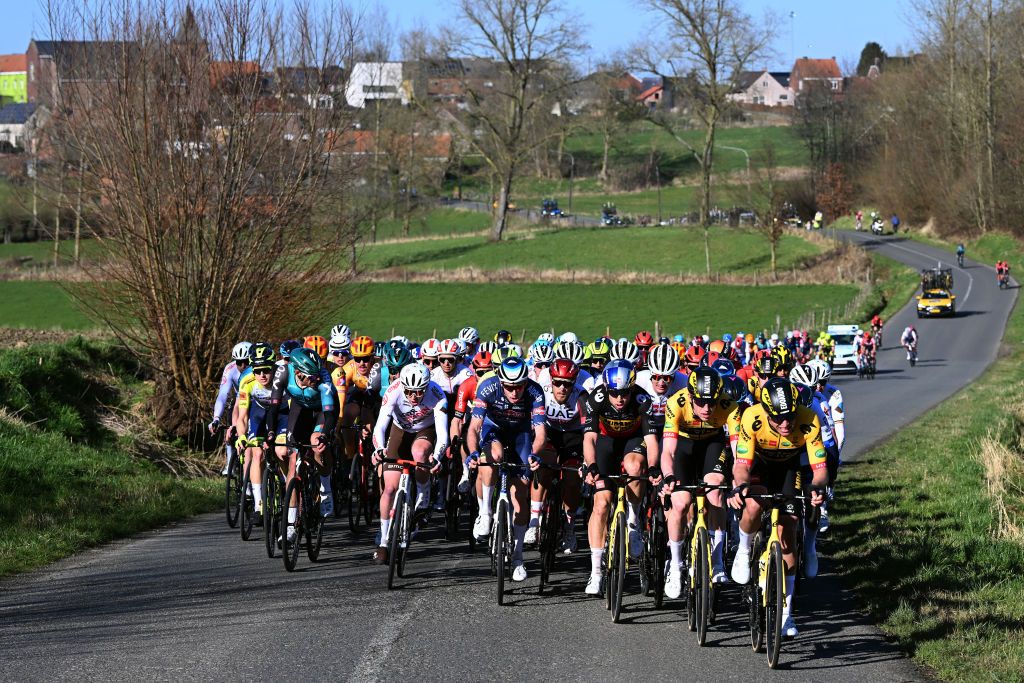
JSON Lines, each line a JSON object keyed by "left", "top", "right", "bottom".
{"left": 373, "top": 341, "right": 386, "bottom": 358}
{"left": 634, "top": 330, "right": 655, "bottom": 349}
{"left": 710, "top": 357, "right": 736, "bottom": 377}
{"left": 494, "top": 329, "right": 513, "bottom": 346}
{"left": 549, "top": 358, "right": 580, "bottom": 383}
{"left": 421, "top": 338, "right": 442, "bottom": 359}
{"left": 759, "top": 377, "right": 799, "bottom": 419}
{"left": 329, "top": 333, "right": 351, "bottom": 354}
{"left": 658, "top": 336, "right": 671, "bottom": 345}
{"left": 290, "top": 347, "right": 322, "bottom": 376}
{"left": 723, "top": 333, "right": 733, "bottom": 343}
{"left": 687, "top": 366, "right": 722, "bottom": 400}
{"left": 602, "top": 359, "right": 636, "bottom": 392}
{"left": 789, "top": 363, "right": 819, "bottom": 388}
{"left": 609, "top": 339, "right": 640, "bottom": 364}
{"left": 554, "top": 340, "right": 586, "bottom": 365}
{"left": 496, "top": 356, "right": 529, "bottom": 385}
{"left": 391, "top": 335, "right": 410, "bottom": 347}
{"left": 559, "top": 331, "right": 579, "bottom": 345}
{"left": 232, "top": 341, "right": 253, "bottom": 361}
{"left": 771, "top": 345, "right": 793, "bottom": 372}
{"left": 351, "top": 335, "right": 375, "bottom": 358}
{"left": 330, "top": 323, "right": 351, "bottom": 340}
{"left": 536, "top": 332, "right": 555, "bottom": 345}
{"left": 721, "top": 375, "right": 746, "bottom": 402}
{"left": 670, "top": 340, "right": 687, "bottom": 357}
{"left": 753, "top": 349, "right": 781, "bottom": 378}
{"left": 439, "top": 338, "right": 461, "bottom": 357}
{"left": 279, "top": 339, "right": 301, "bottom": 359}
{"left": 586, "top": 339, "right": 611, "bottom": 362}
{"left": 532, "top": 343, "right": 555, "bottom": 365}
{"left": 400, "top": 363, "right": 431, "bottom": 391}
{"left": 471, "top": 350, "right": 493, "bottom": 372}
{"left": 385, "top": 343, "right": 413, "bottom": 374}
{"left": 807, "top": 358, "right": 832, "bottom": 382}
{"left": 683, "top": 345, "right": 705, "bottom": 369}
{"left": 303, "top": 335, "right": 328, "bottom": 361}
{"left": 478, "top": 340, "right": 499, "bottom": 355}
{"left": 646, "top": 343, "right": 679, "bottom": 375}
{"left": 492, "top": 344, "right": 523, "bottom": 365}
{"left": 458, "top": 326, "right": 480, "bottom": 345}
{"left": 708, "top": 339, "right": 727, "bottom": 355}
{"left": 248, "top": 342, "right": 275, "bottom": 369}
{"left": 673, "top": 334, "right": 685, "bottom": 343}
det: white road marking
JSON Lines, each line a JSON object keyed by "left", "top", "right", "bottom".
{"left": 349, "top": 598, "right": 419, "bottom": 683}
{"left": 856, "top": 234, "right": 976, "bottom": 305}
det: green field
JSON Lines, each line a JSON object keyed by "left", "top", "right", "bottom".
{"left": 337, "top": 282, "right": 859, "bottom": 341}
{"left": 0, "top": 281, "right": 95, "bottom": 329}
{"left": 367, "top": 208, "right": 490, "bottom": 240}
{"left": 360, "top": 224, "right": 822, "bottom": 275}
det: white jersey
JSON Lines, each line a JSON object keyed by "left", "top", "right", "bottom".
{"left": 536, "top": 366, "right": 595, "bottom": 395}
{"left": 635, "top": 369, "right": 686, "bottom": 419}
{"left": 373, "top": 380, "right": 449, "bottom": 459}
{"left": 543, "top": 384, "right": 585, "bottom": 432}
{"left": 431, "top": 365, "right": 472, "bottom": 397}
{"left": 824, "top": 384, "right": 845, "bottom": 451}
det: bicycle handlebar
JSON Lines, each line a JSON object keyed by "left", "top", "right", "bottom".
{"left": 380, "top": 457, "right": 433, "bottom": 470}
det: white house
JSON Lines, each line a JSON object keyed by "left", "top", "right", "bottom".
{"left": 344, "top": 62, "right": 410, "bottom": 109}
{"left": 728, "top": 70, "right": 792, "bottom": 107}
{"left": 0, "top": 102, "right": 35, "bottom": 149}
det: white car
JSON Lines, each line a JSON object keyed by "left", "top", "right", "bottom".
{"left": 827, "top": 324, "right": 862, "bottom": 374}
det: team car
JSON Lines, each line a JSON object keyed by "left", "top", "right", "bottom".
{"left": 917, "top": 288, "right": 956, "bottom": 317}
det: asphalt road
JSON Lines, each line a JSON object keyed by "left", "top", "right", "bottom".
{"left": 0, "top": 230, "right": 1016, "bottom": 682}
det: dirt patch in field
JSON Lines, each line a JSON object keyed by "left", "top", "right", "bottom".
{"left": 0, "top": 327, "right": 110, "bottom": 349}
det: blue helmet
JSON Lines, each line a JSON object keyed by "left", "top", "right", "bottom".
{"left": 279, "top": 339, "right": 301, "bottom": 359}
{"left": 673, "top": 334, "right": 684, "bottom": 343}
{"left": 723, "top": 333, "right": 733, "bottom": 343}
{"left": 602, "top": 359, "right": 636, "bottom": 392}
{"left": 710, "top": 357, "right": 736, "bottom": 377}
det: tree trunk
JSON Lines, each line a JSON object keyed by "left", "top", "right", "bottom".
{"left": 491, "top": 168, "right": 514, "bottom": 241}
{"left": 53, "top": 165, "right": 65, "bottom": 268}
{"left": 601, "top": 130, "right": 611, "bottom": 181}
{"left": 74, "top": 160, "right": 84, "bottom": 264}
{"left": 770, "top": 236, "right": 777, "bottom": 274}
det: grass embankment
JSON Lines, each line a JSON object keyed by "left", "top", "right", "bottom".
{"left": 360, "top": 224, "right": 821, "bottom": 275}
{"left": 368, "top": 208, "right": 490, "bottom": 240}
{"left": 0, "top": 281, "right": 95, "bottom": 329}
{"left": 0, "top": 339, "right": 218, "bottom": 576}
{"left": 832, "top": 231, "right": 1024, "bottom": 682}
{"left": 338, "top": 282, "right": 858, "bottom": 341}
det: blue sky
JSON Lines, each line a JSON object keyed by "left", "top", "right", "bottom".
{"left": 0, "top": 0, "right": 916, "bottom": 73}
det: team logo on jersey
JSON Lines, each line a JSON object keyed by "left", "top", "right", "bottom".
{"left": 751, "top": 417, "right": 763, "bottom": 432}
{"left": 799, "top": 423, "right": 812, "bottom": 435}
{"left": 736, "top": 443, "right": 749, "bottom": 456}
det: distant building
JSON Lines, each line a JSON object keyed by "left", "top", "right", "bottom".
{"left": 636, "top": 77, "right": 674, "bottom": 111}
{"left": 728, "top": 70, "right": 792, "bottom": 107}
{"left": 0, "top": 54, "right": 27, "bottom": 106}
{"left": 789, "top": 57, "right": 843, "bottom": 97}
{"left": 27, "top": 40, "right": 132, "bottom": 110}
{"left": 0, "top": 102, "right": 36, "bottom": 149}
{"left": 345, "top": 62, "right": 411, "bottom": 109}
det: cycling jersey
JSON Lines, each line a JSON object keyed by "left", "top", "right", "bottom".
{"left": 212, "top": 360, "right": 244, "bottom": 421}
{"left": 806, "top": 391, "right": 838, "bottom": 461}
{"left": 582, "top": 386, "right": 659, "bottom": 439}
{"left": 471, "top": 376, "right": 546, "bottom": 432}
{"left": 662, "top": 390, "right": 741, "bottom": 442}
{"left": 453, "top": 374, "right": 480, "bottom": 421}
{"left": 332, "top": 359, "right": 380, "bottom": 405}
{"left": 735, "top": 405, "right": 826, "bottom": 470}
{"left": 819, "top": 383, "right": 845, "bottom": 451}
{"left": 431, "top": 365, "right": 472, "bottom": 398}
{"left": 373, "top": 380, "right": 449, "bottom": 459}
{"left": 543, "top": 384, "right": 585, "bottom": 432}
{"left": 635, "top": 369, "right": 686, "bottom": 419}
{"left": 237, "top": 368, "right": 273, "bottom": 411}
{"left": 271, "top": 363, "right": 336, "bottom": 413}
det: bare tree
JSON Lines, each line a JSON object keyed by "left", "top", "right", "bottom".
{"left": 748, "top": 141, "right": 786, "bottom": 274}
{"left": 585, "top": 61, "right": 645, "bottom": 181}
{"left": 42, "top": 0, "right": 364, "bottom": 437}
{"left": 447, "top": 0, "right": 584, "bottom": 241}
{"left": 638, "top": 0, "right": 774, "bottom": 272}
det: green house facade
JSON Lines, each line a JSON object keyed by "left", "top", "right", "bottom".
{"left": 0, "top": 54, "right": 28, "bottom": 106}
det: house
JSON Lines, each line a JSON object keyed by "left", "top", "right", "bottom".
{"left": 728, "top": 70, "right": 792, "bottom": 107}
{"left": 789, "top": 57, "right": 843, "bottom": 97}
{"left": 637, "top": 79, "right": 674, "bottom": 111}
{"left": 0, "top": 54, "right": 28, "bottom": 106}
{"left": 0, "top": 102, "right": 35, "bottom": 149}
{"left": 26, "top": 39, "right": 132, "bottom": 110}
{"left": 344, "top": 62, "right": 411, "bottom": 108}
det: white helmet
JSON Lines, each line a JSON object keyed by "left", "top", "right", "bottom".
{"left": 807, "top": 358, "right": 831, "bottom": 382}
{"left": 536, "top": 332, "right": 555, "bottom": 345}
{"left": 770, "top": 333, "right": 779, "bottom": 342}
{"left": 232, "top": 342, "right": 253, "bottom": 361}
{"left": 532, "top": 343, "right": 555, "bottom": 364}
{"left": 646, "top": 343, "right": 679, "bottom": 375}
{"left": 558, "top": 331, "right": 579, "bottom": 345}
{"left": 400, "top": 363, "right": 431, "bottom": 391}
{"left": 331, "top": 324, "right": 351, "bottom": 339}
{"left": 458, "top": 326, "right": 479, "bottom": 344}
{"left": 553, "top": 340, "right": 585, "bottom": 364}
{"left": 701, "top": 335, "right": 710, "bottom": 343}
{"left": 789, "top": 363, "right": 819, "bottom": 388}
{"left": 609, "top": 339, "right": 640, "bottom": 364}
{"left": 421, "top": 338, "right": 442, "bottom": 358}
{"left": 391, "top": 335, "right": 410, "bottom": 347}
{"left": 329, "top": 333, "right": 351, "bottom": 354}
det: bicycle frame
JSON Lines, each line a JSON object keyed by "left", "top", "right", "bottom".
{"left": 679, "top": 484, "right": 730, "bottom": 591}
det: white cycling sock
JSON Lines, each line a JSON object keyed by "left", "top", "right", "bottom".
{"left": 513, "top": 524, "right": 527, "bottom": 562}
{"left": 626, "top": 501, "right": 639, "bottom": 526}
{"left": 415, "top": 485, "right": 429, "bottom": 510}
{"left": 712, "top": 530, "right": 725, "bottom": 568}
{"left": 736, "top": 528, "right": 752, "bottom": 555}
{"left": 252, "top": 485, "right": 263, "bottom": 507}
{"left": 782, "top": 575, "right": 796, "bottom": 621}
{"left": 287, "top": 507, "right": 297, "bottom": 524}
{"left": 591, "top": 548, "right": 605, "bottom": 575}
{"left": 379, "top": 519, "right": 391, "bottom": 546}
{"left": 669, "top": 540, "right": 684, "bottom": 568}
{"left": 477, "top": 495, "right": 485, "bottom": 512}
{"left": 481, "top": 484, "right": 494, "bottom": 513}
{"left": 529, "top": 501, "right": 543, "bottom": 526}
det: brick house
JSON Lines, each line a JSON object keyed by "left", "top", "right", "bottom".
{"left": 789, "top": 57, "right": 843, "bottom": 98}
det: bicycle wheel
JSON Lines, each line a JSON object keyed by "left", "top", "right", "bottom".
{"left": 766, "top": 542, "right": 785, "bottom": 669}
{"left": 749, "top": 532, "right": 765, "bottom": 652}
{"left": 306, "top": 478, "right": 324, "bottom": 563}
{"left": 387, "top": 491, "right": 405, "bottom": 590}
{"left": 651, "top": 510, "right": 667, "bottom": 609}
{"left": 696, "top": 527, "right": 712, "bottom": 646}
{"left": 495, "top": 500, "right": 508, "bottom": 606}
{"left": 240, "top": 457, "right": 255, "bottom": 541}
{"left": 348, "top": 455, "right": 363, "bottom": 534}
{"left": 445, "top": 461, "right": 460, "bottom": 541}
{"left": 282, "top": 478, "right": 303, "bottom": 572}
{"left": 263, "top": 465, "right": 279, "bottom": 558}
{"left": 537, "top": 496, "right": 558, "bottom": 594}
{"left": 225, "top": 447, "right": 242, "bottom": 528}
{"left": 610, "top": 511, "right": 627, "bottom": 623}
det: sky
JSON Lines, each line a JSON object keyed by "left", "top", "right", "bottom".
{"left": 0, "top": 0, "right": 918, "bottom": 73}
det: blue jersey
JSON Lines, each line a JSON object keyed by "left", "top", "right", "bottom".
{"left": 471, "top": 376, "right": 546, "bottom": 432}
{"left": 271, "top": 363, "right": 338, "bottom": 413}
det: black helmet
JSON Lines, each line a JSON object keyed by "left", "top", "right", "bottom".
{"left": 687, "top": 366, "right": 722, "bottom": 400}
{"left": 759, "top": 377, "right": 799, "bottom": 419}
{"left": 494, "top": 329, "right": 513, "bottom": 346}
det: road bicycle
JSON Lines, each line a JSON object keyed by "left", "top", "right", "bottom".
{"left": 678, "top": 482, "right": 731, "bottom": 646}
{"left": 904, "top": 342, "right": 918, "bottom": 367}
{"left": 282, "top": 441, "right": 327, "bottom": 572}
{"left": 238, "top": 438, "right": 260, "bottom": 541}
{"left": 957, "top": 251, "right": 965, "bottom": 267}
{"left": 222, "top": 426, "right": 242, "bottom": 528}
{"left": 262, "top": 445, "right": 285, "bottom": 558}
{"left": 380, "top": 456, "right": 433, "bottom": 590}
{"left": 443, "top": 436, "right": 477, "bottom": 548}
{"left": 338, "top": 423, "right": 376, "bottom": 534}
{"left": 479, "top": 460, "right": 527, "bottom": 606}
{"left": 998, "top": 270, "right": 1011, "bottom": 289}
{"left": 741, "top": 491, "right": 813, "bottom": 669}
{"left": 643, "top": 491, "right": 668, "bottom": 609}
{"left": 535, "top": 461, "right": 580, "bottom": 594}
{"left": 600, "top": 473, "right": 652, "bottom": 623}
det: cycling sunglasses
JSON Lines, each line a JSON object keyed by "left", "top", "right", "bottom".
{"left": 295, "top": 371, "right": 314, "bottom": 382}
{"left": 253, "top": 367, "right": 273, "bottom": 376}
{"left": 353, "top": 355, "right": 374, "bottom": 364}
{"left": 422, "top": 358, "right": 438, "bottom": 367}
{"left": 439, "top": 356, "right": 457, "bottom": 364}
{"left": 475, "top": 368, "right": 490, "bottom": 377}
{"left": 651, "top": 374, "right": 674, "bottom": 383}
{"left": 608, "top": 388, "right": 631, "bottom": 399}
{"left": 404, "top": 388, "right": 425, "bottom": 398}
{"left": 692, "top": 395, "right": 716, "bottom": 408}
{"left": 501, "top": 382, "right": 526, "bottom": 392}
{"left": 552, "top": 380, "right": 574, "bottom": 390}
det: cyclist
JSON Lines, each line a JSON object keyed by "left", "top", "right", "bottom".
{"left": 728, "top": 377, "right": 828, "bottom": 638}
{"left": 494, "top": 329, "right": 514, "bottom": 347}
{"left": 901, "top": 325, "right": 919, "bottom": 362}
{"left": 634, "top": 330, "right": 655, "bottom": 369}
{"left": 335, "top": 336, "right": 380, "bottom": 493}
{"left": 267, "top": 347, "right": 339, "bottom": 541}
{"left": 661, "top": 366, "right": 741, "bottom": 597}
{"left": 808, "top": 358, "right": 844, "bottom": 533}
{"left": 870, "top": 314, "right": 883, "bottom": 336}
{"left": 232, "top": 342, "right": 277, "bottom": 524}
{"left": 370, "top": 363, "right": 449, "bottom": 565}
{"left": 303, "top": 335, "right": 328, "bottom": 363}
{"left": 553, "top": 340, "right": 596, "bottom": 392}
{"left": 636, "top": 343, "right": 685, "bottom": 420}
{"left": 530, "top": 358, "right": 587, "bottom": 552}
{"left": 857, "top": 331, "right": 877, "bottom": 377}
{"left": 208, "top": 341, "right": 252, "bottom": 474}
{"left": 956, "top": 243, "right": 965, "bottom": 267}
{"left": 431, "top": 338, "right": 471, "bottom": 402}
{"left": 581, "top": 360, "right": 661, "bottom": 595}
{"left": 453, "top": 350, "right": 494, "bottom": 494}
{"left": 458, "top": 326, "right": 480, "bottom": 358}
{"left": 420, "top": 338, "right": 442, "bottom": 373}
{"left": 528, "top": 342, "right": 555, "bottom": 383}
{"left": 326, "top": 333, "right": 351, "bottom": 371}
{"left": 465, "top": 357, "right": 547, "bottom": 582}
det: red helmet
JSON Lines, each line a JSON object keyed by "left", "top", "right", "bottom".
{"left": 684, "top": 345, "right": 705, "bottom": 369}
{"left": 471, "top": 350, "right": 492, "bottom": 371}
{"left": 702, "top": 350, "right": 722, "bottom": 367}
{"left": 707, "top": 339, "right": 727, "bottom": 354}
{"left": 549, "top": 358, "right": 580, "bottom": 383}
{"left": 634, "top": 330, "right": 654, "bottom": 349}
{"left": 863, "top": 331, "right": 872, "bottom": 340}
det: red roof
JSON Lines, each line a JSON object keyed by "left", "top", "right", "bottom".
{"left": 636, "top": 84, "right": 662, "bottom": 102}
{"left": 209, "top": 60, "right": 260, "bottom": 86}
{"left": 792, "top": 58, "right": 841, "bottom": 80}
{"left": 0, "top": 54, "right": 27, "bottom": 73}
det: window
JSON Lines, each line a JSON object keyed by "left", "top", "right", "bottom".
{"left": 29, "top": 64, "right": 34, "bottom": 82}
{"left": 362, "top": 84, "right": 397, "bottom": 95}
{"left": 830, "top": 80, "right": 839, "bottom": 90}
{"left": 762, "top": 80, "right": 768, "bottom": 87}
{"left": 779, "top": 94, "right": 788, "bottom": 101}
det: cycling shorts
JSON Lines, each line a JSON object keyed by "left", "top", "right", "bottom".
{"left": 594, "top": 434, "right": 646, "bottom": 493}
{"left": 287, "top": 402, "right": 328, "bottom": 449}
{"left": 671, "top": 434, "right": 729, "bottom": 488}
{"left": 248, "top": 404, "right": 289, "bottom": 444}
{"left": 750, "top": 456, "right": 803, "bottom": 516}
{"left": 543, "top": 430, "right": 583, "bottom": 464}
{"left": 383, "top": 422, "right": 436, "bottom": 472}
{"left": 480, "top": 415, "right": 532, "bottom": 466}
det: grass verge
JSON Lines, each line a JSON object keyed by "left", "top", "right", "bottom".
{"left": 0, "top": 339, "right": 218, "bottom": 576}
{"left": 831, "top": 231, "right": 1024, "bottom": 682}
